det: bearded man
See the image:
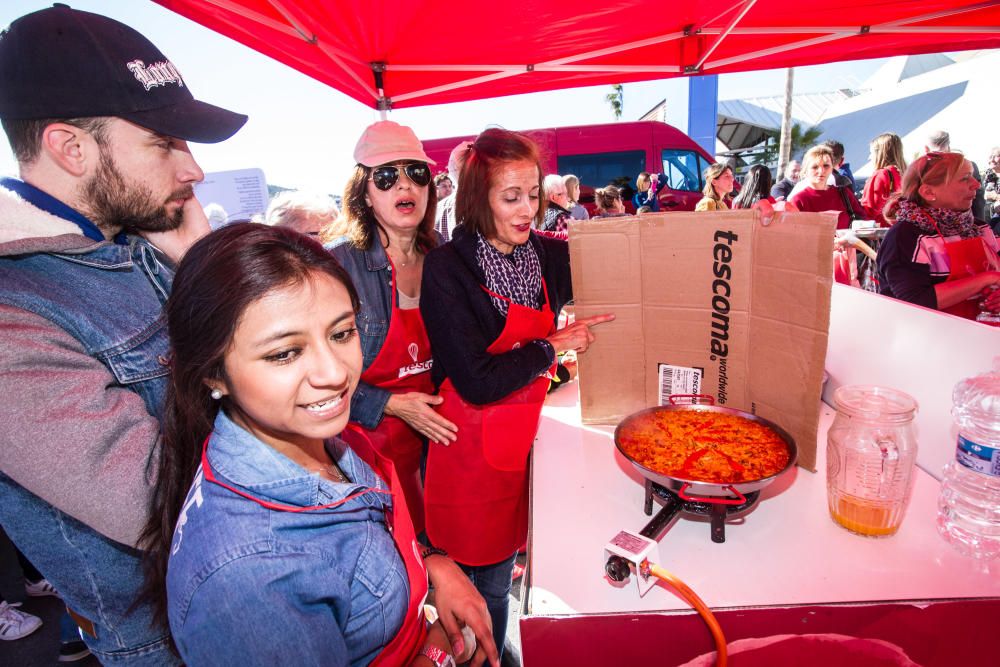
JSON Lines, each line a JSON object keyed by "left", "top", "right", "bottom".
{"left": 0, "top": 6, "right": 245, "bottom": 664}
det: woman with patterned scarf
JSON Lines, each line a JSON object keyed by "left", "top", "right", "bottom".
{"left": 877, "top": 151, "right": 1000, "bottom": 319}
{"left": 420, "top": 128, "right": 614, "bottom": 659}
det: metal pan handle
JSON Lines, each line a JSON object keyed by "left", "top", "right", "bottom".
{"left": 667, "top": 394, "right": 715, "bottom": 406}
{"left": 678, "top": 483, "right": 747, "bottom": 506}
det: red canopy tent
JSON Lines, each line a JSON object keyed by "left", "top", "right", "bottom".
{"left": 154, "top": 0, "right": 1000, "bottom": 110}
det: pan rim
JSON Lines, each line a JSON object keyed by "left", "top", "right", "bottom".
{"left": 613, "top": 404, "right": 799, "bottom": 491}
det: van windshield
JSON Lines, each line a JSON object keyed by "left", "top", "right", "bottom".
{"left": 661, "top": 149, "right": 712, "bottom": 192}
{"left": 557, "top": 150, "right": 644, "bottom": 201}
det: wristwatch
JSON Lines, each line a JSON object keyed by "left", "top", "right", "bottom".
{"left": 420, "top": 644, "right": 456, "bottom": 667}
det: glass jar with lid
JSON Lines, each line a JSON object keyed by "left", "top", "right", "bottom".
{"left": 827, "top": 385, "right": 919, "bottom": 537}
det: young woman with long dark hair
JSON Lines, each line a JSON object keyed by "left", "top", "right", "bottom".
{"left": 139, "top": 224, "right": 497, "bottom": 667}
{"left": 695, "top": 163, "right": 735, "bottom": 211}
{"left": 732, "top": 164, "right": 773, "bottom": 210}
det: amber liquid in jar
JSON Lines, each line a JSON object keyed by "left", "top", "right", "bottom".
{"left": 829, "top": 494, "right": 903, "bottom": 537}
{"left": 826, "top": 386, "right": 919, "bottom": 538}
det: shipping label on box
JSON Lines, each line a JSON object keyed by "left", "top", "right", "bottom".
{"left": 567, "top": 210, "right": 837, "bottom": 471}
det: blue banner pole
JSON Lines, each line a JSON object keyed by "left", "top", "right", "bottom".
{"left": 687, "top": 75, "right": 719, "bottom": 157}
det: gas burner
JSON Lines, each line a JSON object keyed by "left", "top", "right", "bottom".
{"left": 641, "top": 479, "right": 761, "bottom": 544}
{"left": 605, "top": 481, "right": 763, "bottom": 584}
{"left": 645, "top": 479, "right": 760, "bottom": 516}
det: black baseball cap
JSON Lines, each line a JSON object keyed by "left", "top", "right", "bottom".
{"left": 0, "top": 4, "right": 247, "bottom": 143}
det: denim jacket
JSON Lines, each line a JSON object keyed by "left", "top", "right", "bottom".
{"left": 0, "top": 235, "right": 173, "bottom": 418}
{"left": 327, "top": 233, "right": 444, "bottom": 428}
{"left": 167, "top": 412, "right": 409, "bottom": 667}
{"left": 327, "top": 237, "right": 395, "bottom": 428}
{"left": 0, "top": 182, "right": 178, "bottom": 664}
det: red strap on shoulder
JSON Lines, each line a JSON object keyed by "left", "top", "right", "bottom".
{"left": 200, "top": 437, "right": 391, "bottom": 513}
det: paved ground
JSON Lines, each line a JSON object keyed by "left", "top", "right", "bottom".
{"left": 0, "top": 594, "right": 99, "bottom": 667}
{"left": 501, "top": 552, "right": 526, "bottom": 667}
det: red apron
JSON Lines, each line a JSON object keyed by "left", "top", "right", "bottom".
{"left": 342, "top": 426, "right": 429, "bottom": 666}
{"left": 929, "top": 221, "right": 1000, "bottom": 320}
{"left": 357, "top": 259, "right": 435, "bottom": 534}
{"left": 425, "top": 285, "right": 556, "bottom": 566}
{"left": 202, "top": 429, "right": 429, "bottom": 666}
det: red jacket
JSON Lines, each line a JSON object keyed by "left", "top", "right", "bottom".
{"left": 861, "top": 166, "right": 901, "bottom": 227}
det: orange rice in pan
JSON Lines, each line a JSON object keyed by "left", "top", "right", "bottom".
{"left": 617, "top": 410, "right": 790, "bottom": 484}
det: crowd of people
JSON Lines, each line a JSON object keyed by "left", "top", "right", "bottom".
{"left": 0, "top": 7, "right": 617, "bottom": 666}
{"left": 527, "top": 132, "right": 998, "bottom": 320}
{"left": 0, "top": 6, "right": 998, "bottom": 667}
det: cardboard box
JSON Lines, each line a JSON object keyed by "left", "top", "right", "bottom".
{"left": 567, "top": 210, "right": 837, "bottom": 471}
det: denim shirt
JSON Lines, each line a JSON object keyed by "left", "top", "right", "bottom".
{"left": 167, "top": 412, "right": 409, "bottom": 667}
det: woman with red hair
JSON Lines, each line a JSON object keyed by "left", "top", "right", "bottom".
{"left": 877, "top": 152, "right": 1000, "bottom": 318}
{"left": 420, "top": 128, "right": 613, "bottom": 659}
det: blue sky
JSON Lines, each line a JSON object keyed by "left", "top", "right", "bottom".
{"left": 1, "top": 1, "right": 885, "bottom": 193}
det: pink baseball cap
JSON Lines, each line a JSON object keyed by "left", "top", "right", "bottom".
{"left": 353, "top": 120, "right": 435, "bottom": 167}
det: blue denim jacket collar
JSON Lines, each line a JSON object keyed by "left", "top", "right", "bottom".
{"left": 362, "top": 238, "right": 390, "bottom": 273}
{"left": 207, "top": 410, "right": 391, "bottom": 509}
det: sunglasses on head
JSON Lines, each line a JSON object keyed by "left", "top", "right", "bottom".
{"left": 919, "top": 151, "right": 948, "bottom": 178}
{"left": 370, "top": 162, "right": 431, "bottom": 191}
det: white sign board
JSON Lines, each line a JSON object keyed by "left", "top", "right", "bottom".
{"left": 194, "top": 168, "right": 269, "bottom": 228}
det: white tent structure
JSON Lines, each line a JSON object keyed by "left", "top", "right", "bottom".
{"left": 825, "top": 49, "right": 1000, "bottom": 177}
{"left": 713, "top": 50, "right": 999, "bottom": 175}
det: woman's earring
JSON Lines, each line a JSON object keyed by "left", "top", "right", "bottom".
{"left": 210, "top": 388, "right": 223, "bottom": 400}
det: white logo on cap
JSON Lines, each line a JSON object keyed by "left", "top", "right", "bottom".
{"left": 127, "top": 60, "right": 185, "bottom": 91}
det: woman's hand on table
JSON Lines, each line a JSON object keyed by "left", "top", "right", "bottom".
{"left": 385, "top": 392, "right": 458, "bottom": 444}
{"left": 424, "top": 555, "right": 499, "bottom": 667}
{"left": 546, "top": 313, "right": 615, "bottom": 354}
{"left": 980, "top": 272, "right": 1000, "bottom": 311}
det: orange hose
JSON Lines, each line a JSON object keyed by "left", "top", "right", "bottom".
{"left": 648, "top": 563, "right": 728, "bottom": 667}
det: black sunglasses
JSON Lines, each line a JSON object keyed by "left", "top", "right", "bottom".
{"left": 370, "top": 163, "right": 432, "bottom": 191}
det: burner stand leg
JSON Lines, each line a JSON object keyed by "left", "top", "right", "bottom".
{"left": 644, "top": 478, "right": 654, "bottom": 516}
{"left": 711, "top": 504, "right": 727, "bottom": 543}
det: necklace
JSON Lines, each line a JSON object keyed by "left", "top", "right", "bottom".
{"left": 386, "top": 234, "right": 419, "bottom": 268}
{"left": 391, "top": 248, "right": 419, "bottom": 268}
{"left": 306, "top": 463, "right": 349, "bottom": 484}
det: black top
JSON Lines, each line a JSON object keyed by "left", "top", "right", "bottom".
{"left": 420, "top": 225, "right": 573, "bottom": 405}
{"left": 770, "top": 177, "right": 796, "bottom": 200}
{"left": 877, "top": 219, "right": 943, "bottom": 309}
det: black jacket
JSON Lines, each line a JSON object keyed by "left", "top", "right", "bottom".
{"left": 770, "top": 177, "right": 796, "bottom": 200}
{"left": 420, "top": 225, "right": 573, "bottom": 405}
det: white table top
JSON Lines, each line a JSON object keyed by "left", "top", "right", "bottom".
{"left": 526, "top": 385, "right": 1000, "bottom": 617}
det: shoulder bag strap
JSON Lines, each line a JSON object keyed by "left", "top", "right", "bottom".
{"left": 836, "top": 185, "right": 861, "bottom": 220}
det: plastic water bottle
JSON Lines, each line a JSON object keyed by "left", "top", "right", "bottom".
{"left": 937, "top": 368, "right": 1000, "bottom": 559}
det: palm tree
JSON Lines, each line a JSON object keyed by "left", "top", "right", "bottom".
{"left": 778, "top": 67, "right": 794, "bottom": 175}
{"left": 605, "top": 84, "right": 623, "bottom": 121}
{"left": 760, "top": 122, "right": 823, "bottom": 166}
